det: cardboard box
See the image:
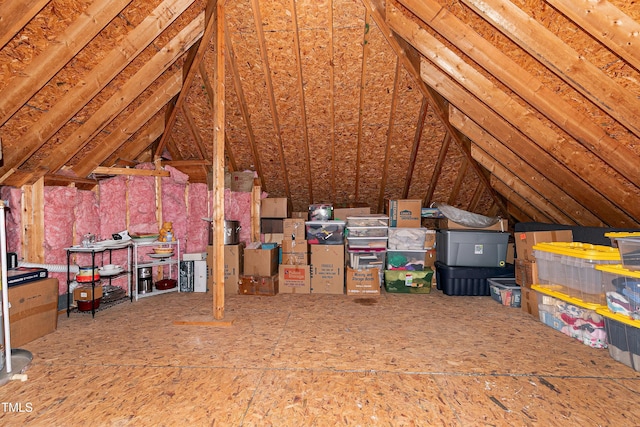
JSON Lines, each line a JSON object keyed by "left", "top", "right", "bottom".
{"left": 7, "top": 267, "right": 49, "bottom": 287}
{"left": 291, "top": 211, "right": 309, "bottom": 220}
{"left": 239, "top": 274, "right": 279, "bottom": 295}
{"left": 261, "top": 197, "right": 289, "bottom": 218}
{"left": 283, "top": 218, "right": 306, "bottom": 240}
{"left": 310, "top": 245, "right": 344, "bottom": 294}
{"left": 514, "top": 258, "right": 538, "bottom": 288}
{"left": 281, "top": 239, "right": 309, "bottom": 265}
{"left": 333, "top": 206, "right": 371, "bottom": 221}
{"left": 74, "top": 284, "right": 104, "bottom": 301}
{"left": 262, "top": 233, "right": 284, "bottom": 245}
{"left": 346, "top": 268, "right": 380, "bottom": 296}
{"left": 278, "top": 265, "right": 311, "bottom": 294}
{"left": 244, "top": 246, "right": 278, "bottom": 276}
{"left": 388, "top": 199, "right": 422, "bottom": 228}
{"left": 261, "top": 218, "right": 284, "bottom": 234}
{"left": 207, "top": 244, "right": 244, "bottom": 295}
{"left": 436, "top": 218, "right": 508, "bottom": 232}
{"left": 515, "top": 230, "right": 573, "bottom": 262}
{"left": 230, "top": 171, "right": 255, "bottom": 192}
{"left": 520, "top": 286, "right": 539, "bottom": 319}
{"left": 8, "top": 278, "right": 59, "bottom": 347}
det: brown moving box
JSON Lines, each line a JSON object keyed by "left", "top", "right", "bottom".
{"left": 388, "top": 199, "right": 422, "bottom": 228}
{"left": 261, "top": 197, "right": 289, "bottom": 218}
{"left": 243, "top": 246, "right": 279, "bottom": 276}
{"left": 8, "top": 278, "right": 59, "bottom": 347}
{"left": 520, "top": 287, "right": 539, "bottom": 319}
{"left": 283, "top": 218, "right": 306, "bottom": 240}
{"left": 346, "top": 268, "right": 380, "bottom": 296}
{"left": 239, "top": 274, "right": 278, "bottom": 295}
{"left": 436, "top": 218, "right": 509, "bottom": 232}
{"left": 514, "top": 258, "right": 538, "bottom": 288}
{"left": 278, "top": 265, "right": 311, "bottom": 294}
{"left": 281, "top": 239, "right": 309, "bottom": 265}
{"left": 310, "top": 244, "right": 344, "bottom": 294}
{"left": 514, "top": 230, "right": 573, "bottom": 262}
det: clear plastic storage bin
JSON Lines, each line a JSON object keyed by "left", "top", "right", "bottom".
{"left": 388, "top": 228, "right": 435, "bottom": 250}
{"left": 615, "top": 237, "right": 640, "bottom": 271}
{"left": 345, "top": 214, "right": 389, "bottom": 227}
{"left": 305, "top": 220, "right": 345, "bottom": 244}
{"left": 532, "top": 242, "right": 620, "bottom": 304}
{"left": 595, "top": 264, "right": 640, "bottom": 317}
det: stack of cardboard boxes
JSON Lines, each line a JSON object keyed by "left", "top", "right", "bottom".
{"left": 279, "top": 217, "right": 311, "bottom": 293}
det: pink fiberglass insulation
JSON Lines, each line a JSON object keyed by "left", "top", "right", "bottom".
{"left": 1, "top": 186, "right": 22, "bottom": 258}
{"left": 223, "top": 188, "right": 259, "bottom": 244}
{"left": 161, "top": 169, "right": 188, "bottom": 245}
{"left": 186, "top": 182, "right": 209, "bottom": 253}
{"left": 44, "top": 186, "right": 76, "bottom": 293}
{"left": 99, "top": 177, "right": 128, "bottom": 240}
{"left": 128, "top": 174, "right": 158, "bottom": 235}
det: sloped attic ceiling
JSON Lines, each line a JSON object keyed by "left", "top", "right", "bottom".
{"left": 0, "top": 0, "right": 638, "bottom": 227}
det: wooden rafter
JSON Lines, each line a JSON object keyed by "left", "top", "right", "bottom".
{"left": 0, "top": 0, "right": 133, "bottom": 127}
{"left": 490, "top": 176, "right": 551, "bottom": 224}
{"left": 471, "top": 145, "right": 575, "bottom": 224}
{"left": 6, "top": 0, "right": 194, "bottom": 177}
{"left": 250, "top": 0, "right": 291, "bottom": 201}
{"left": 423, "top": 132, "right": 450, "bottom": 207}
{"left": 547, "top": 0, "right": 640, "bottom": 73}
{"left": 290, "top": 0, "right": 313, "bottom": 205}
{"left": 461, "top": 0, "right": 640, "bottom": 139}
{"left": 402, "top": 96, "right": 428, "bottom": 199}
{"left": 181, "top": 104, "right": 207, "bottom": 159}
{"left": 355, "top": 10, "right": 372, "bottom": 201}
{"left": 108, "top": 115, "right": 165, "bottom": 164}
{"left": 0, "top": 0, "right": 49, "bottom": 49}
{"left": 223, "top": 20, "right": 265, "bottom": 188}
{"left": 398, "top": 0, "right": 640, "bottom": 189}
{"left": 366, "top": 0, "right": 507, "bottom": 214}
{"left": 92, "top": 166, "right": 170, "bottom": 177}
{"left": 42, "top": 14, "right": 204, "bottom": 174}
{"left": 378, "top": 58, "right": 401, "bottom": 212}
{"left": 427, "top": 61, "right": 636, "bottom": 226}
{"left": 154, "top": 0, "right": 218, "bottom": 160}
{"left": 450, "top": 106, "right": 601, "bottom": 226}
{"left": 447, "top": 158, "right": 468, "bottom": 205}
{"left": 72, "top": 71, "right": 183, "bottom": 178}
{"left": 419, "top": 55, "right": 640, "bottom": 224}
{"left": 329, "top": 0, "right": 337, "bottom": 203}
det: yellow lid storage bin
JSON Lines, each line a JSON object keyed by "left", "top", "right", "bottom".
{"left": 595, "top": 264, "right": 640, "bottom": 319}
{"left": 532, "top": 242, "right": 620, "bottom": 305}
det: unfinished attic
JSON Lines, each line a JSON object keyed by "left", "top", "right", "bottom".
{"left": 1, "top": 0, "right": 640, "bottom": 425}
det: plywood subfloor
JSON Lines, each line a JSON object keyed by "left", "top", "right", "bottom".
{"left": 1, "top": 289, "right": 639, "bottom": 426}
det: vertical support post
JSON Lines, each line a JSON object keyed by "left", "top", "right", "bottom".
{"left": 251, "top": 182, "right": 261, "bottom": 242}
{"left": 213, "top": 0, "right": 226, "bottom": 320}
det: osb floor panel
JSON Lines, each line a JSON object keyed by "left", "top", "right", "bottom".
{"left": 1, "top": 290, "right": 639, "bottom": 426}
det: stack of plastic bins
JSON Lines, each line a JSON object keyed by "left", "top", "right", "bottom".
{"left": 532, "top": 242, "right": 620, "bottom": 306}
{"left": 345, "top": 214, "right": 389, "bottom": 285}
{"left": 434, "top": 229, "right": 513, "bottom": 296}
{"left": 596, "top": 307, "right": 640, "bottom": 371}
{"left": 385, "top": 226, "right": 435, "bottom": 293}
{"left": 616, "top": 236, "right": 640, "bottom": 272}
{"left": 532, "top": 285, "right": 608, "bottom": 349}
{"left": 605, "top": 232, "right": 640, "bottom": 248}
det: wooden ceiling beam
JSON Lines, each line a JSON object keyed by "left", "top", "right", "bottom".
{"left": 421, "top": 53, "right": 640, "bottom": 223}
{"left": 447, "top": 158, "right": 468, "bottom": 205}
{"left": 108, "top": 115, "right": 165, "bottom": 164}
{"left": 472, "top": 144, "right": 577, "bottom": 225}
{"left": 490, "top": 176, "right": 553, "bottom": 224}
{"left": 390, "top": 2, "right": 640, "bottom": 222}
{"left": 423, "top": 131, "right": 450, "bottom": 208}
{"left": 42, "top": 14, "right": 204, "bottom": 174}
{"left": 398, "top": 0, "right": 640, "bottom": 189}
{"left": 0, "top": 0, "right": 49, "bottom": 49}
{"left": 355, "top": 10, "right": 372, "bottom": 201}
{"left": 427, "top": 60, "right": 636, "bottom": 226}
{"left": 290, "top": 0, "right": 314, "bottom": 205}
{"left": 547, "top": 0, "right": 640, "bottom": 73}
{"left": 92, "top": 166, "right": 170, "bottom": 177}
{"left": 154, "top": 1, "right": 217, "bottom": 160}
{"left": 0, "top": 0, "right": 133, "bottom": 127}
{"left": 366, "top": 0, "right": 507, "bottom": 215}
{"left": 6, "top": 0, "right": 195, "bottom": 178}
{"left": 223, "top": 20, "right": 264, "bottom": 188}
{"left": 451, "top": 106, "right": 601, "bottom": 226}
{"left": 400, "top": 87, "right": 428, "bottom": 200}
{"left": 379, "top": 59, "right": 402, "bottom": 211}
{"left": 461, "top": 0, "right": 640, "bottom": 139}
{"left": 250, "top": 0, "right": 292, "bottom": 201}
{"left": 72, "top": 71, "right": 183, "bottom": 177}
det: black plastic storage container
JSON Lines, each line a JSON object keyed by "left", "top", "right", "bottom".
{"left": 435, "top": 261, "right": 515, "bottom": 296}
